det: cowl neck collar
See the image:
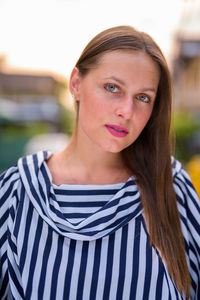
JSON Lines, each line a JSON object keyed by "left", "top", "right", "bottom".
{"left": 18, "top": 151, "right": 143, "bottom": 241}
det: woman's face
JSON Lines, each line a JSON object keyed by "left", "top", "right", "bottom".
{"left": 70, "top": 50, "right": 160, "bottom": 154}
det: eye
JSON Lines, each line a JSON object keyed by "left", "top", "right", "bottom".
{"left": 137, "top": 94, "right": 150, "bottom": 103}
{"left": 104, "top": 83, "right": 119, "bottom": 93}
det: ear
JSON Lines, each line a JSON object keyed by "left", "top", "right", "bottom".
{"left": 69, "top": 67, "right": 81, "bottom": 101}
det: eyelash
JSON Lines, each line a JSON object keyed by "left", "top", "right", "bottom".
{"left": 136, "top": 94, "right": 151, "bottom": 103}
{"left": 104, "top": 83, "right": 151, "bottom": 103}
{"left": 104, "top": 83, "right": 120, "bottom": 93}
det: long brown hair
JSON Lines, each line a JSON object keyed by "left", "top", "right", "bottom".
{"left": 74, "top": 25, "right": 191, "bottom": 297}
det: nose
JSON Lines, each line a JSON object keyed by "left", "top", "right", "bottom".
{"left": 115, "top": 96, "right": 134, "bottom": 120}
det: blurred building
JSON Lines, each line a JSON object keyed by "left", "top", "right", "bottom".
{"left": 172, "top": 0, "right": 200, "bottom": 112}
{"left": 0, "top": 58, "right": 68, "bottom": 127}
{"left": 0, "top": 59, "right": 70, "bottom": 171}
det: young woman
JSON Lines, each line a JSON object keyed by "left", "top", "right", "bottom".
{"left": 0, "top": 26, "right": 199, "bottom": 299}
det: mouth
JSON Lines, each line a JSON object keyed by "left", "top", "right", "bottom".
{"left": 106, "top": 124, "right": 129, "bottom": 133}
{"left": 105, "top": 124, "right": 129, "bottom": 137}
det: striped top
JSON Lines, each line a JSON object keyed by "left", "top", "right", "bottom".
{"left": 0, "top": 151, "right": 200, "bottom": 300}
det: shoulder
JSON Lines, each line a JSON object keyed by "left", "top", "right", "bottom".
{"left": 0, "top": 165, "right": 21, "bottom": 255}
{"left": 172, "top": 158, "right": 200, "bottom": 295}
{"left": 0, "top": 164, "right": 23, "bottom": 224}
{"left": 172, "top": 157, "right": 200, "bottom": 208}
{"left": 172, "top": 157, "right": 200, "bottom": 247}
{"left": 0, "top": 150, "right": 51, "bottom": 201}
{"left": 172, "top": 157, "right": 200, "bottom": 216}
{"left": 0, "top": 164, "right": 20, "bottom": 196}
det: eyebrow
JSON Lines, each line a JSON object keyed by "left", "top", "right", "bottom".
{"left": 104, "top": 76, "right": 157, "bottom": 93}
{"left": 104, "top": 76, "right": 126, "bottom": 86}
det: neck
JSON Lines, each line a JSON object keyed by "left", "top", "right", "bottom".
{"left": 48, "top": 131, "right": 132, "bottom": 185}
{"left": 47, "top": 119, "right": 134, "bottom": 185}
{"left": 63, "top": 133, "right": 124, "bottom": 172}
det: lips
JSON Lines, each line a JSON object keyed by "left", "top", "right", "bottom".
{"left": 105, "top": 124, "right": 129, "bottom": 137}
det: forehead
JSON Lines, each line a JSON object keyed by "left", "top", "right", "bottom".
{"left": 98, "top": 49, "right": 158, "bottom": 69}
{"left": 85, "top": 50, "right": 160, "bottom": 87}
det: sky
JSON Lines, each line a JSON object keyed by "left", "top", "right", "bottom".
{"left": 0, "top": 0, "right": 184, "bottom": 79}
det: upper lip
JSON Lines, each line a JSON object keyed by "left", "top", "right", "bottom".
{"left": 106, "top": 124, "right": 129, "bottom": 133}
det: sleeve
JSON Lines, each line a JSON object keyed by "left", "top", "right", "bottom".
{"left": 0, "top": 166, "right": 19, "bottom": 299}
{"left": 173, "top": 164, "right": 200, "bottom": 298}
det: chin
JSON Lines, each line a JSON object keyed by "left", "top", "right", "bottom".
{"left": 107, "top": 149, "right": 122, "bottom": 154}
{"left": 103, "top": 143, "right": 126, "bottom": 154}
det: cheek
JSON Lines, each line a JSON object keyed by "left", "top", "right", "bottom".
{"left": 135, "top": 109, "right": 153, "bottom": 130}
{"left": 80, "top": 91, "right": 110, "bottom": 118}
{"left": 144, "top": 110, "right": 153, "bottom": 123}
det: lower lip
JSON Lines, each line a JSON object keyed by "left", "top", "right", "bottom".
{"left": 105, "top": 125, "right": 128, "bottom": 137}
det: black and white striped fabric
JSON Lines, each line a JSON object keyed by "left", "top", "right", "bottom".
{"left": 0, "top": 151, "right": 199, "bottom": 299}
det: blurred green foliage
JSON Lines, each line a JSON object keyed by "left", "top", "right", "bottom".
{"left": 172, "top": 111, "right": 200, "bottom": 163}
{"left": 0, "top": 106, "right": 75, "bottom": 173}
{"left": 60, "top": 105, "right": 76, "bottom": 135}
{"left": 0, "top": 122, "right": 51, "bottom": 172}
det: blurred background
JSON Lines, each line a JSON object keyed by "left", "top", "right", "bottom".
{"left": 0, "top": 0, "right": 200, "bottom": 195}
